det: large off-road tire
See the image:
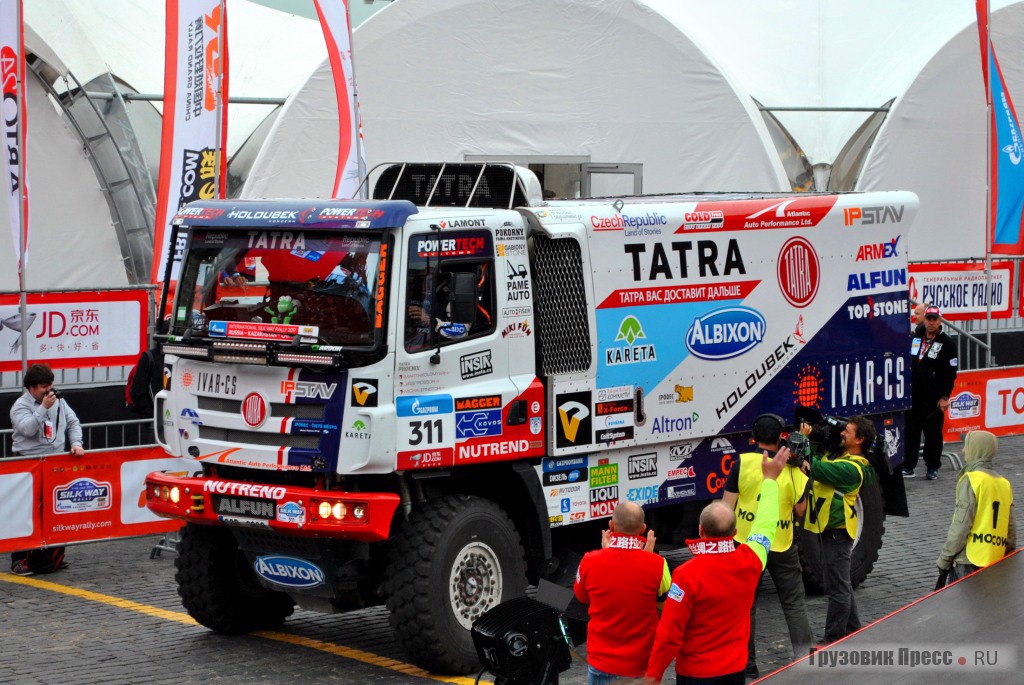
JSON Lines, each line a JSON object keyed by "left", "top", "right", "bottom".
{"left": 799, "top": 481, "right": 886, "bottom": 594}
{"left": 175, "top": 523, "right": 295, "bottom": 633}
{"left": 384, "top": 495, "right": 528, "bottom": 674}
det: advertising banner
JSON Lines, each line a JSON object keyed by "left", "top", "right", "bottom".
{"left": 945, "top": 365, "right": 1024, "bottom": 440}
{"left": 0, "top": 290, "right": 148, "bottom": 371}
{"left": 152, "top": 0, "right": 228, "bottom": 283}
{"left": 907, "top": 261, "right": 1014, "bottom": 320}
{"left": 0, "top": 0, "right": 29, "bottom": 275}
{"left": 313, "top": 0, "right": 365, "bottom": 198}
{"left": 0, "top": 446, "right": 192, "bottom": 553}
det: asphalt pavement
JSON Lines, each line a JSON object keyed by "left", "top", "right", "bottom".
{"left": 2, "top": 435, "right": 1022, "bottom": 685}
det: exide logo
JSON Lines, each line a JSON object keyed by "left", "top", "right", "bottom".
{"left": 685, "top": 307, "right": 766, "bottom": 360}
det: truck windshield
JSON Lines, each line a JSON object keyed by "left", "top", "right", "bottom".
{"left": 171, "top": 229, "right": 385, "bottom": 346}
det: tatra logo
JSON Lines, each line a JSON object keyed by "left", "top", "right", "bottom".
{"left": 558, "top": 402, "right": 589, "bottom": 442}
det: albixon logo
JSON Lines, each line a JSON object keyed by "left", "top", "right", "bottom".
{"left": 254, "top": 555, "right": 325, "bottom": 589}
{"left": 685, "top": 307, "right": 766, "bottom": 360}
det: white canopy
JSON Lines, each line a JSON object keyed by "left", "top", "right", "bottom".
{"left": 243, "top": 0, "right": 790, "bottom": 199}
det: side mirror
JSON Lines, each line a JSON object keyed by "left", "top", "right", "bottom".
{"left": 448, "top": 271, "right": 478, "bottom": 323}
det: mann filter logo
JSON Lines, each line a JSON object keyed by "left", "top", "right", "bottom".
{"left": 686, "top": 307, "right": 765, "bottom": 360}
{"left": 351, "top": 379, "right": 378, "bottom": 407}
{"left": 241, "top": 393, "right": 268, "bottom": 428}
{"left": 949, "top": 391, "right": 981, "bottom": 419}
{"left": 777, "top": 237, "right": 820, "bottom": 308}
{"left": 556, "top": 392, "right": 592, "bottom": 448}
{"left": 54, "top": 478, "right": 111, "bottom": 513}
{"left": 254, "top": 556, "right": 325, "bottom": 589}
{"left": 607, "top": 316, "right": 656, "bottom": 366}
{"left": 628, "top": 453, "right": 658, "bottom": 480}
{"left": 460, "top": 350, "right": 493, "bottom": 379}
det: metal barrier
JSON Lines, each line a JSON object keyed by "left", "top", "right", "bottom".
{"left": 1, "top": 419, "right": 154, "bottom": 458}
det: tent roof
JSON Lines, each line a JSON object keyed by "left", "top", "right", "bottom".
{"left": 243, "top": 0, "right": 790, "bottom": 199}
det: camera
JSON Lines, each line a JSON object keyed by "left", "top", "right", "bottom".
{"left": 782, "top": 431, "right": 811, "bottom": 466}
{"left": 794, "top": 405, "right": 848, "bottom": 455}
{"left": 48, "top": 388, "right": 63, "bottom": 399}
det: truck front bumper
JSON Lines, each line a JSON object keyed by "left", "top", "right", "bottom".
{"left": 145, "top": 471, "right": 401, "bottom": 542}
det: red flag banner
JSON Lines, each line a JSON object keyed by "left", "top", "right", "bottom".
{"left": 314, "top": 0, "right": 365, "bottom": 198}
{"left": 976, "top": 0, "right": 1024, "bottom": 255}
{"left": 152, "top": 0, "right": 229, "bottom": 284}
{"left": 1, "top": 0, "right": 29, "bottom": 276}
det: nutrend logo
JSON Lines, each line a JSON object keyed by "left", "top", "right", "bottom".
{"left": 558, "top": 401, "right": 590, "bottom": 443}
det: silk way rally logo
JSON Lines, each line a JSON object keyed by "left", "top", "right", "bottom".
{"left": 607, "top": 316, "right": 656, "bottom": 366}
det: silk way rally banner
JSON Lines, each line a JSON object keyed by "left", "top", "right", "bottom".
{"left": 977, "top": 0, "right": 1024, "bottom": 255}
{"left": 152, "top": 0, "right": 228, "bottom": 283}
{"left": 1, "top": 0, "right": 29, "bottom": 275}
{"left": 314, "top": 0, "right": 365, "bottom": 198}
{"left": 945, "top": 365, "right": 1024, "bottom": 440}
{"left": 908, "top": 261, "right": 1013, "bottom": 320}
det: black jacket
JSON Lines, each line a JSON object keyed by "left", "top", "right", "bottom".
{"left": 910, "top": 324, "right": 958, "bottom": 403}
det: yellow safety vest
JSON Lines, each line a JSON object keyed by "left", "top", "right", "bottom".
{"left": 963, "top": 471, "right": 1014, "bottom": 567}
{"left": 732, "top": 451, "right": 808, "bottom": 552}
{"left": 804, "top": 454, "right": 869, "bottom": 538}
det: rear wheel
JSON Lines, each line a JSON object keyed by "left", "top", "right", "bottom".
{"left": 799, "top": 482, "right": 886, "bottom": 593}
{"left": 175, "top": 523, "right": 295, "bottom": 633}
{"left": 384, "top": 495, "right": 527, "bottom": 674}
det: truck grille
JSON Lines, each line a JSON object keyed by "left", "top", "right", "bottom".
{"left": 197, "top": 427, "right": 322, "bottom": 449}
{"left": 532, "top": 234, "right": 592, "bottom": 375}
{"left": 198, "top": 396, "right": 325, "bottom": 420}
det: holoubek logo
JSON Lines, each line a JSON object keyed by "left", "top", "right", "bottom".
{"left": 254, "top": 555, "right": 325, "bottom": 589}
{"left": 685, "top": 307, "right": 766, "bottom": 360}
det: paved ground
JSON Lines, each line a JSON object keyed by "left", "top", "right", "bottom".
{"left": 2, "top": 435, "right": 1022, "bottom": 685}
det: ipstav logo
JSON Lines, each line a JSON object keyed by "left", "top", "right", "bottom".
{"left": 685, "top": 307, "right": 766, "bottom": 360}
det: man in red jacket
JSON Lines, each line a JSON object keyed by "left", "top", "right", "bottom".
{"left": 574, "top": 501, "right": 671, "bottom": 685}
{"left": 644, "top": 448, "right": 788, "bottom": 685}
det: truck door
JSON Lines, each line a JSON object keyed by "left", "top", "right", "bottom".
{"left": 395, "top": 226, "right": 543, "bottom": 471}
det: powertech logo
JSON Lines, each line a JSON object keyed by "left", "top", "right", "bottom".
{"left": 555, "top": 391, "right": 592, "bottom": 448}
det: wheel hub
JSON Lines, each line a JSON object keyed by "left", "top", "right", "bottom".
{"left": 449, "top": 541, "right": 503, "bottom": 629}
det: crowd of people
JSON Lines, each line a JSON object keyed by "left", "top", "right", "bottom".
{"left": 574, "top": 408, "right": 1016, "bottom": 684}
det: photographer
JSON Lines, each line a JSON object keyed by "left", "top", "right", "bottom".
{"left": 8, "top": 363, "right": 84, "bottom": 575}
{"left": 721, "top": 414, "right": 812, "bottom": 675}
{"left": 800, "top": 415, "right": 876, "bottom": 644}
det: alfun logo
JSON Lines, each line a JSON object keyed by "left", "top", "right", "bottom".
{"left": 555, "top": 391, "right": 592, "bottom": 448}
{"left": 351, "top": 379, "right": 378, "bottom": 407}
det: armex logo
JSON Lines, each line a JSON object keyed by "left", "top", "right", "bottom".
{"left": 253, "top": 555, "right": 325, "bottom": 589}
{"left": 855, "top": 236, "right": 900, "bottom": 261}
{"left": 685, "top": 307, "right": 766, "bottom": 360}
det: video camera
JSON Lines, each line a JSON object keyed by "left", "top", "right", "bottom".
{"left": 794, "top": 405, "right": 848, "bottom": 455}
{"left": 782, "top": 431, "right": 811, "bottom": 467}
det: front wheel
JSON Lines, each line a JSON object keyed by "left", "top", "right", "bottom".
{"left": 384, "top": 495, "right": 527, "bottom": 674}
{"left": 799, "top": 481, "right": 886, "bottom": 593}
{"left": 175, "top": 523, "right": 295, "bottom": 633}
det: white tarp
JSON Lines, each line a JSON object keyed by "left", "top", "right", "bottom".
{"left": 243, "top": 0, "right": 790, "bottom": 199}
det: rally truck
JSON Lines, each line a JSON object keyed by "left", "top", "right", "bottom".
{"left": 146, "top": 162, "right": 917, "bottom": 673}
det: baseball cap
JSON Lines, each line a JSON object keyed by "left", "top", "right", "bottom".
{"left": 924, "top": 305, "right": 941, "bottom": 318}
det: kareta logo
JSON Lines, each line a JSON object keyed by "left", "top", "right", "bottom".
{"left": 254, "top": 555, "right": 325, "bottom": 589}
{"left": 607, "top": 316, "right": 656, "bottom": 366}
{"left": 685, "top": 307, "right": 766, "bottom": 360}
{"left": 558, "top": 401, "right": 590, "bottom": 442}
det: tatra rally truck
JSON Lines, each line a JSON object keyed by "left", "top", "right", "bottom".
{"left": 146, "top": 163, "right": 918, "bottom": 673}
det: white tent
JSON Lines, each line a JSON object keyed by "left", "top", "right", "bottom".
{"left": 242, "top": 0, "right": 791, "bottom": 199}
{"left": 858, "top": 2, "right": 1024, "bottom": 262}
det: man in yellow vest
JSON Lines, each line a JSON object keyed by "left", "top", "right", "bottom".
{"left": 722, "top": 414, "right": 812, "bottom": 677}
{"left": 802, "top": 415, "right": 875, "bottom": 644}
{"left": 936, "top": 430, "right": 1016, "bottom": 583}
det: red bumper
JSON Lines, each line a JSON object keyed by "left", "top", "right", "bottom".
{"left": 145, "top": 471, "right": 400, "bottom": 542}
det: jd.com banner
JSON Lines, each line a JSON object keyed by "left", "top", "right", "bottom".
{"left": 0, "top": 446, "right": 192, "bottom": 554}
{"left": 944, "top": 365, "right": 1024, "bottom": 441}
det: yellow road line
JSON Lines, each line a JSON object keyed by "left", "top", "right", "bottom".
{"left": 0, "top": 572, "right": 489, "bottom": 684}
